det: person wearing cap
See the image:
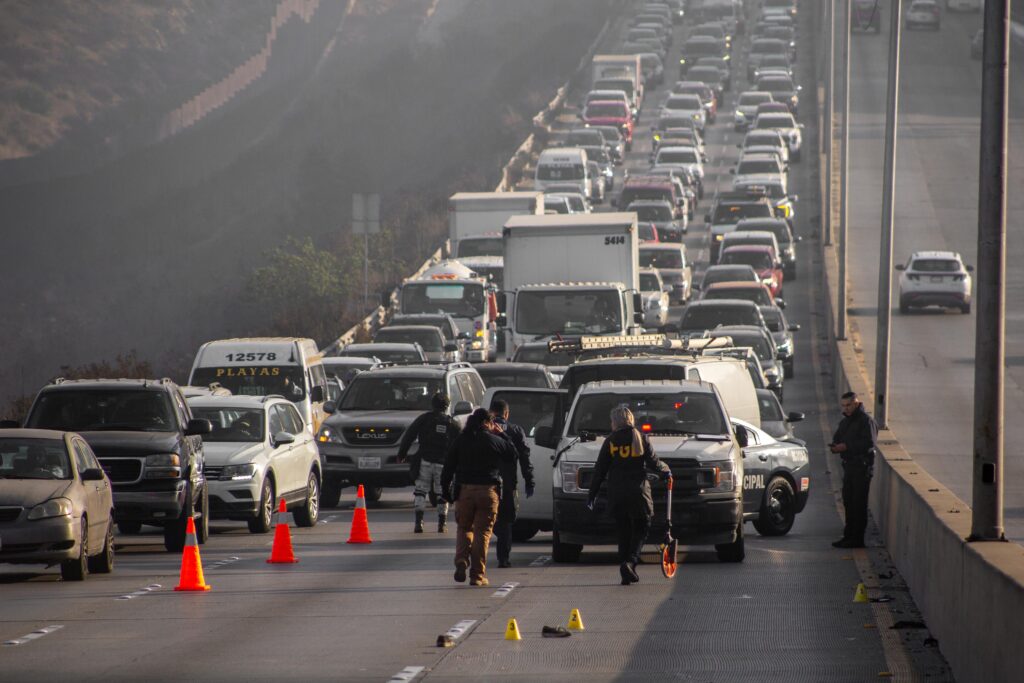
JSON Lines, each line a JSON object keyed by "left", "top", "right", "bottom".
{"left": 397, "top": 392, "right": 461, "bottom": 533}
{"left": 441, "top": 408, "right": 516, "bottom": 587}
{"left": 587, "top": 406, "right": 671, "bottom": 585}
{"left": 489, "top": 399, "right": 535, "bottom": 568}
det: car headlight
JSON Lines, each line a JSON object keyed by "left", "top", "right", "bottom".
{"left": 220, "top": 464, "right": 256, "bottom": 481}
{"left": 560, "top": 461, "right": 585, "bottom": 493}
{"left": 27, "top": 497, "right": 73, "bottom": 520}
{"left": 470, "top": 340, "right": 484, "bottom": 350}
{"left": 704, "top": 460, "right": 736, "bottom": 493}
{"left": 715, "top": 234, "right": 724, "bottom": 241}
{"left": 778, "top": 339, "right": 793, "bottom": 355}
{"left": 735, "top": 111, "right": 746, "bottom": 120}
{"left": 318, "top": 426, "right": 344, "bottom": 444}
{"left": 145, "top": 453, "right": 181, "bottom": 479}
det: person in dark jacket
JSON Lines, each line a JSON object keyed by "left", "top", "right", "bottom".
{"left": 587, "top": 406, "right": 671, "bottom": 585}
{"left": 830, "top": 391, "right": 878, "bottom": 548}
{"left": 489, "top": 399, "right": 535, "bottom": 568}
{"left": 441, "top": 408, "right": 517, "bottom": 586}
{"left": 397, "top": 393, "right": 461, "bottom": 533}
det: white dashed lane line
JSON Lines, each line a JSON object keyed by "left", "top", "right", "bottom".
{"left": 206, "top": 556, "right": 241, "bottom": 569}
{"left": 116, "top": 583, "right": 162, "bottom": 600}
{"left": 529, "top": 555, "right": 551, "bottom": 567}
{"left": 387, "top": 665, "right": 425, "bottom": 683}
{"left": 491, "top": 582, "right": 519, "bottom": 598}
{"left": 4, "top": 625, "right": 63, "bottom": 646}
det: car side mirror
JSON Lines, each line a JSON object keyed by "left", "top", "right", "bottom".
{"left": 444, "top": 341, "right": 459, "bottom": 352}
{"left": 310, "top": 385, "right": 325, "bottom": 403}
{"left": 535, "top": 425, "right": 556, "bottom": 449}
{"left": 273, "top": 431, "right": 296, "bottom": 447}
{"left": 692, "top": 283, "right": 701, "bottom": 291}
{"left": 662, "top": 284, "right": 673, "bottom": 293}
{"left": 323, "top": 401, "right": 337, "bottom": 414}
{"left": 734, "top": 424, "right": 749, "bottom": 448}
{"left": 80, "top": 468, "right": 105, "bottom": 481}
{"left": 966, "top": 265, "right": 974, "bottom": 272}
{"left": 496, "top": 313, "right": 508, "bottom": 328}
{"left": 453, "top": 401, "right": 473, "bottom": 416}
{"left": 787, "top": 411, "right": 806, "bottom": 423}
{"left": 580, "top": 430, "right": 598, "bottom": 443}
{"left": 895, "top": 264, "right": 906, "bottom": 271}
{"left": 185, "top": 418, "right": 213, "bottom": 436}
{"left": 788, "top": 323, "right": 801, "bottom": 332}
{"left": 774, "top": 297, "right": 786, "bottom": 309}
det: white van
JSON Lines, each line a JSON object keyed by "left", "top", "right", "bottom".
{"left": 188, "top": 338, "right": 328, "bottom": 434}
{"left": 534, "top": 148, "right": 592, "bottom": 199}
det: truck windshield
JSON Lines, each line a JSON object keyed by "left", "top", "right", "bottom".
{"left": 586, "top": 103, "right": 628, "bottom": 119}
{"left": 712, "top": 203, "right": 772, "bottom": 223}
{"left": 456, "top": 237, "right": 502, "bottom": 258}
{"left": 400, "top": 282, "right": 485, "bottom": 317}
{"left": 632, "top": 204, "right": 673, "bottom": 222}
{"left": 339, "top": 377, "right": 443, "bottom": 411}
{"left": 680, "top": 305, "right": 760, "bottom": 330}
{"left": 191, "top": 366, "right": 307, "bottom": 402}
{"left": 516, "top": 290, "right": 622, "bottom": 336}
{"left": 658, "top": 149, "right": 698, "bottom": 164}
{"left": 26, "top": 390, "right": 179, "bottom": 433}
{"left": 190, "top": 408, "right": 265, "bottom": 443}
{"left": 569, "top": 392, "right": 727, "bottom": 436}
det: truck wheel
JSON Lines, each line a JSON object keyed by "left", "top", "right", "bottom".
{"left": 117, "top": 520, "right": 142, "bottom": 535}
{"left": 196, "top": 485, "right": 209, "bottom": 545}
{"left": 248, "top": 477, "right": 275, "bottom": 533}
{"left": 322, "top": 480, "right": 343, "bottom": 508}
{"left": 164, "top": 486, "right": 192, "bottom": 553}
{"left": 62, "top": 518, "right": 89, "bottom": 581}
{"left": 511, "top": 520, "right": 539, "bottom": 542}
{"left": 88, "top": 519, "right": 115, "bottom": 574}
{"left": 753, "top": 478, "right": 796, "bottom": 537}
{"left": 293, "top": 472, "right": 320, "bottom": 528}
{"left": 552, "top": 528, "right": 583, "bottom": 563}
{"left": 364, "top": 486, "right": 384, "bottom": 504}
{"left": 715, "top": 522, "right": 745, "bottom": 563}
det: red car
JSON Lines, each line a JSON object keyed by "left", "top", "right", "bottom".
{"left": 718, "top": 245, "right": 784, "bottom": 297}
{"left": 582, "top": 100, "right": 634, "bottom": 148}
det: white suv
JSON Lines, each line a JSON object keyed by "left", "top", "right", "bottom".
{"left": 188, "top": 395, "right": 322, "bottom": 533}
{"left": 896, "top": 251, "right": 973, "bottom": 314}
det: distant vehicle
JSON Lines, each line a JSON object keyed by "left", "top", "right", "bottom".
{"left": 588, "top": 125, "right": 625, "bottom": 163}
{"left": 676, "top": 299, "right": 767, "bottom": 337}
{"left": 535, "top": 147, "right": 593, "bottom": 198}
{"left": 700, "top": 281, "right": 779, "bottom": 308}
{"left": 582, "top": 101, "right": 634, "bottom": 147}
{"left": 755, "top": 75, "right": 802, "bottom": 117}
{"left": 695, "top": 264, "right": 761, "bottom": 294}
{"left": 947, "top": 0, "right": 982, "bottom": 11}
{"left": 660, "top": 94, "right": 706, "bottom": 132}
{"left": 686, "top": 65, "right": 728, "bottom": 99}
{"left": 755, "top": 388, "right": 805, "bottom": 444}
{"left": 704, "top": 325, "right": 785, "bottom": 399}
{"left": 549, "top": 192, "right": 590, "bottom": 214}
{"left": 734, "top": 91, "right": 774, "bottom": 131}
{"left": 474, "top": 363, "right": 558, "bottom": 389}
{"left": 906, "top": 0, "right": 941, "bottom": 29}
{"left": 373, "top": 325, "right": 458, "bottom": 364}
{"left": 637, "top": 222, "right": 660, "bottom": 243}
{"left": 188, "top": 394, "right": 321, "bottom": 533}
{"left": 388, "top": 313, "right": 463, "bottom": 350}
{"left": 718, "top": 245, "right": 784, "bottom": 297}
{"left": 752, "top": 111, "right": 803, "bottom": 160}
{"left": 581, "top": 145, "right": 615, "bottom": 191}
{"left": 544, "top": 195, "right": 574, "bottom": 214}
{"left": 639, "top": 268, "right": 671, "bottom": 328}
{"left": 562, "top": 126, "right": 607, "bottom": 150}
{"left": 639, "top": 243, "right": 693, "bottom": 304}
{"left": 510, "top": 342, "right": 579, "bottom": 381}
{"left": 653, "top": 145, "right": 705, "bottom": 197}
{"left": 627, "top": 199, "right": 686, "bottom": 240}
{"left": 896, "top": 250, "right": 973, "bottom": 314}
{"left": 0, "top": 429, "right": 114, "bottom": 580}
{"left": 852, "top": 0, "right": 883, "bottom": 32}
{"left": 679, "top": 36, "right": 729, "bottom": 75}
{"left": 748, "top": 38, "right": 790, "bottom": 80}
{"left": 339, "top": 342, "right": 427, "bottom": 365}
{"left": 759, "top": 306, "right": 800, "bottom": 378}
{"left": 753, "top": 55, "right": 793, "bottom": 80}
{"left": 735, "top": 217, "right": 800, "bottom": 280}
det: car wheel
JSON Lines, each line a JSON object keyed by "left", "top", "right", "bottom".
{"left": 753, "top": 477, "right": 797, "bottom": 537}
{"left": 552, "top": 528, "right": 583, "bottom": 563}
{"left": 248, "top": 477, "right": 275, "bottom": 533}
{"left": 61, "top": 518, "right": 89, "bottom": 581}
{"left": 196, "top": 485, "right": 209, "bottom": 545}
{"left": 961, "top": 303, "right": 971, "bottom": 314}
{"left": 364, "top": 485, "right": 384, "bottom": 504}
{"left": 715, "top": 522, "right": 745, "bottom": 563}
{"left": 117, "top": 520, "right": 142, "bottom": 535}
{"left": 322, "top": 480, "right": 343, "bottom": 508}
{"left": 164, "top": 487, "right": 191, "bottom": 553}
{"left": 510, "top": 520, "right": 539, "bottom": 542}
{"left": 294, "top": 471, "right": 320, "bottom": 527}
{"left": 88, "top": 519, "right": 115, "bottom": 574}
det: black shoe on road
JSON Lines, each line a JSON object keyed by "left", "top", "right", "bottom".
{"left": 619, "top": 562, "right": 639, "bottom": 585}
{"left": 498, "top": 559, "right": 512, "bottom": 568}
{"left": 454, "top": 564, "right": 467, "bottom": 583}
{"left": 831, "top": 538, "right": 848, "bottom": 548}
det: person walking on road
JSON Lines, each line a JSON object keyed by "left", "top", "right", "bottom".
{"left": 830, "top": 391, "right": 878, "bottom": 549}
{"left": 441, "top": 408, "right": 516, "bottom": 586}
{"left": 397, "top": 393, "right": 461, "bottom": 534}
{"left": 587, "top": 406, "right": 671, "bottom": 585}
{"left": 489, "top": 399, "right": 535, "bottom": 568}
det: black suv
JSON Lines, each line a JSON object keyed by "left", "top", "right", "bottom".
{"left": 23, "top": 378, "right": 212, "bottom": 552}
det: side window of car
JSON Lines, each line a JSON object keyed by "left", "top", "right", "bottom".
{"left": 268, "top": 405, "right": 286, "bottom": 438}
{"left": 447, "top": 375, "right": 464, "bottom": 406}
{"left": 282, "top": 404, "right": 305, "bottom": 435}
{"left": 72, "top": 440, "right": 93, "bottom": 475}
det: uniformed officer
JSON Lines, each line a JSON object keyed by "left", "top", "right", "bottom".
{"left": 587, "top": 406, "right": 671, "bottom": 585}
{"left": 397, "top": 392, "right": 461, "bottom": 533}
{"left": 829, "top": 391, "right": 878, "bottom": 549}
{"left": 489, "top": 399, "right": 535, "bottom": 568}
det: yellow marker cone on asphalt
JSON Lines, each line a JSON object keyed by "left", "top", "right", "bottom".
{"left": 567, "top": 608, "right": 585, "bottom": 631}
{"left": 853, "top": 583, "right": 869, "bottom": 603}
{"left": 505, "top": 618, "right": 522, "bottom": 641}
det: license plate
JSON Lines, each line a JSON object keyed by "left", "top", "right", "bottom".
{"left": 931, "top": 276, "right": 943, "bottom": 282}
{"left": 358, "top": 457, "right": 381, "bottom": 470}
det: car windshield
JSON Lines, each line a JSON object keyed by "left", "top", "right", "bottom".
{"left": 456, "top": 237, "right": 502, "bottom": 258}
{"left": 746, "top": 132, "right": 783, "bottom": 147}
{"left": 594, "top": 127, "right": 622, "bottom": 143}
{"left": 761, "top": 308, "right": 784, "bottom": 332}
{"left": 689, "top": 67, "right": 720, "bottom": 82}
{"left": 26, "top": 390, "right": 178, "bottom": 432}
{"left": 633, "top": 204, "right": 673, "bottom": 222}
{"left": 680, "top": 305, "right": 759, "bottom": 330}
{"left": 712, "top": 203, "right": 772, "bottom": 223}
{"left": 567, "top": 131, "right": 604, "bottom": 146}
{"left": 704, "top": 287, "right": 771, "bottom": 306}
{"left": 722, "top": 250, "right": 774, "bottom": 269}
{"left": 191, "top": 366, "right": 307, "bottom": 402}
{"left": 583, "top": 147, "right": 610, "bottom": 163}
{"left": 374, "top": 329, "right": 442, "bottom": 351}
{"left": 339, "top": 377, "right": 443, "bottom": 411}
{"left": 640, "top": 249, "right": 683, "bottom": 269}
{"left": 759, "top": 78, "right": 795, "bottom": 94}
{"left": 911, "top": 259, "right": 959, "bottom": 272}
{"left": 342, "top": 347, "right": 422, "bottom": 364}
{"left": 758, "top": 392, "right": 786, "bottom": 422}
{"left": 702, "top": 266, "right": 759, "bottom": 287}
{"left": 757, "top": 115, "right": 795, "bottom": 129}
{"left": 684, "top": 39, "right": 723, "bottom": 56}
{"left": 538, "top": 163, "right": 585, "bottom": 181}
{"left": 739, "top": 93, "right": 773, "bottom": 106}
{"left": 666, "top": 96, "right": 700, "bottom": 110}
{"left": 489, "top": 390, "right": 561, "bottom": 437}
{"left": 400, "top": 282, "right": 485, "bottom": 317}
{"left": 569, "top": 392, "right": 727, "bottom": 436}
{"left": 658, "top": 149, "right": 698, "bottom": 163}
{"left": 638, "top": 224, "right": 658, "bottom": 241}
{"left": 737, "top": 159, "right": 780, "bottom": 174}
{"left": 739, "top": 182, "right": 786, "bottom": 199}
{"left": 190, "top": 407, "right": 265, "bottom": 443}
{"left": 0, "top": 438, "right": 72, "bottom": 480}
{"left": 515, "top": 290, "right": 622, "bottom": 335}
{"left": 476, "top": 369, "right": 550, "bottom": 389}
{"left": 391, "top": 317, "right": 454, "bottom": 340}
{"left": 715, "top": 333, "right": 773, "bottom": 361}
{"left": 640, "top": 273, "right": 661, "bottom": 291}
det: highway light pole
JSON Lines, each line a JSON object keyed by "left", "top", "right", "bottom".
{"left": 837, "top": 0, "right": 851, "bottom": 341}
{"left": 873, "top": 0, "right": 903, "bottom": 429}
{"left": 969, "top": 0, "right": 1010, "bottom": 543}
{"left": 824, "top": 0, "right": 835, "bottom": 246}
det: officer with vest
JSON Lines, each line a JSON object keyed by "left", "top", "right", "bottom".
{"left": 397, "top": 392, "right": 461, "bottom": 533}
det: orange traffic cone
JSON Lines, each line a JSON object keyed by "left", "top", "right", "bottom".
{"left": 174, "top": 517, "right": 211, "bottom": 591}
{"left": 346, "top": 484, "right": 373, "bottom": 544}
{"left": 267, "top": 498, "right": 299, "bottom": 564}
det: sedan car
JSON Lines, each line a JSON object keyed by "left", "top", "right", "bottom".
{"left": 719, "top": 245, "right": 784, "bottom": 297}
{"left": 373, "top": 325, "right": 458, "bottom": 363}
{"left": 0, "top": 429, "right": 114, "bottom": 580}
{"left": 628, "top": 199, "right": 686, "bottom": 240}
{"left": 906, "top": 0, "right": 941, "bottom": 29}
{"left": 897, "top": 250, "right": 973, "bottom": 313}
{"left": 639, "top": 268, "right": 671, "bottom": 328}
{"left": 694, "top": 264, "right": 761, "bottom": 294}
{"left": 756, "top": 74, "right": 802, "bottom": 117}
{"left": 706, "top": 325, "right": 785, "bottom": 399}
{"left": 639, "top": 243, "right": 693, "bottom": 304}
{"left": 339, "top": 343, "right": 426, "bottom": 365}
{"left": 752, "top": 111, "right": 803, "bottom": 161}
{"left": 759, "top": 306, "right": 800, "bottom": 378}
{"left": 734, "top": 91, "right": 774, "bottom": 131}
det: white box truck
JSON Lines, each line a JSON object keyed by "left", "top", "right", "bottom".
{"left": 591, "top": 54, "right": 643, "bottom": 111}
{"left": 448, "top": 191, "right": 543, "bottom": 259}
{"left": 501, "top": 213, "right": 643, "bottom": 357}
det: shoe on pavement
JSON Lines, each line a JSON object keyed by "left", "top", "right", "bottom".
{"left": 454, "top": 564, "right": 467, "bottom": 583}
{"left": 469, "top": 577, "right": 490, "bottom": 587}
{"left": 620, "top": 562, "right": 636, "bottom": 585}
{"left": 498, "top": 558, "right": 512, "bottom": 568}
{"left": 831, "top": 538, "right": 849, "bottom": 548}
{"left": 542, "top": 625, "right": 572, "bottom": 638}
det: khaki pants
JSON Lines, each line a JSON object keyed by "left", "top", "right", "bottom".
{"left": 454, "top": 484, "right": 499, "bottom": 582}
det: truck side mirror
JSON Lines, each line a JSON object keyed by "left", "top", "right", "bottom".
{"left": 453, "top": 401, "right": 473, "bottom": 416}
{"left": 185, "top": 419, "right": 213, "bottom": 437}
{"left": 787, "top": 411, "right": 805, "bottom": 423}
{"left": 323, "top": 401, "right": 337, "bottom": 414}
{"left": 633, "top": 292, "right": 644, "bottom": 311}
{"left": 895, "top": 264, "right": 906, "bottom": 271}
{"left": 310, "top": 385, "right": 325, "bottom": 403}
{"left": 579, "top": 431, "right": 597, "bottom": 443}
{"left": 496, "top": 314, "right": 508, "bottom": 329}
{"left": 788, "top": 323, "right": 801, "bottom": 332}
{"left": 380, "top": 290, "right": 392, "bottom": 308}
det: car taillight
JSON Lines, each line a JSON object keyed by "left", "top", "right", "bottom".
{"left": 953, "top": 274, "right": 965, "bottom": 282}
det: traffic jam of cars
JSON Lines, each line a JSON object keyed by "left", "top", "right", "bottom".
{"left": 0, "top": 0, "right": 970, "bottom": 581}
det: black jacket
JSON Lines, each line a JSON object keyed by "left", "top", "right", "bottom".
{"left": 494, "top": 417, "right": 535, "bottom": 491}
{"left": 441, "top": 429, "right": 515, "bottom": 495}
{"left": 588, "top": 427, "right": 670, "bottom": 518}
{"left": 832, "top": 404, "right": 878, "bottom": 466}
{"left": 397, "top": 410, "right": 461, "bottom": 464}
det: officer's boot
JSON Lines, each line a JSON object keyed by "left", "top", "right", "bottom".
{"left": 438, "top": 512, "right": 448, "bottom": 534}
{"left": 414, "top": 510, "right": 424, "bottom": 534}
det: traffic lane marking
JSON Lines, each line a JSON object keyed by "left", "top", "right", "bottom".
{"left": 4, "top": 624, "right": 63, "bottom": 646}
{"left": 388, "top": 665, "right": 425, "bottom": 682}
{"left": 491, "top": 582, "right": 518, "bottom": 598}
{"left": 116, "top": 583, "right": 162, "bottom": 600}
{"left": 529, "top": 555, "right": 551, "bottom": 567}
